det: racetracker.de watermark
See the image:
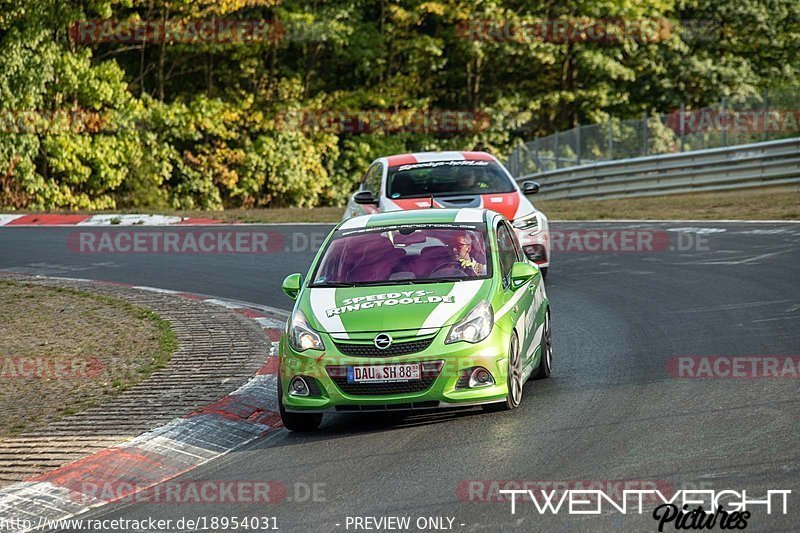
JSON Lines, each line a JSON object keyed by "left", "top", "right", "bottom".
{"left": 69, "top": 19, "right": 283, "bottom": 44}
{"left": 274, "top": 109, "right": 490, "bottom": 134}
{"left": 0, "top": 356, "right": 103, "bottom": 380}
{"left": 457, "top": 480, "right": 675, "bottom": 505}
{"left": 0, "top": 109, "right": 106, "bottom": 134}
{"left": 667, "top": 355, "right": 800, "bottom": 379}
{"left": 457, "top": 18, "right": 715, "bottom": 44}
{"left": 665, "top": 109, "right": 800, "bottom": 135}
{"left": 73, "top": 480, "right": 325, "bottom": 505}
{"left": 68, "top": 229, "right": 285, "bottom": 254}
{"left": 548, "top": 229, "right": 708, "bottom": 253}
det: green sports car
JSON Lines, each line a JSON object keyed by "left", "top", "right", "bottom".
{"left": 278, "top": 208, "right": 552, "bottom": 431}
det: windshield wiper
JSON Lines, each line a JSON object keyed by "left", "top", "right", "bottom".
{"left": 311, "top": 281, "right": 358, "bottom": 288}
{"left": 344, "top": 280, "right": 415, "bottom": 287}
{"left": 407, "top": 277, "right": 467, "bottom": 284}
{"left": 312, "top": 277, "right": 471, "bottom": 288}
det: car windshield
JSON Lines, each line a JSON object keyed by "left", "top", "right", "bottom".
{"left": 311, "top": 223, "right": 492, "bottom": 286}
{"left": 386, "top": 160, "right": 515, "bottom": 199}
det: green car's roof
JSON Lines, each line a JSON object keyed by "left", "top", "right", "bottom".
{"left": 340, "top": 208, "right": 490, "bottom": 230}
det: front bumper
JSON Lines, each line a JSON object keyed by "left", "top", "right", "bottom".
{"left": 279, "top": 327, "right": 510, "bottom": 413}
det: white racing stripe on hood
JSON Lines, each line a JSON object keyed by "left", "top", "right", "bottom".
{"left": 382, "top": 198, "right": 401, "bottom": 212}
{"left": 513, "top": 194, "right": 535, "bottom": 220}
{"left": 417, "top": 279, "right": 485, "bottom": 334}
{"left": 454, "top": 209, "right": 485, "bottom": 223}
{"left": 339, "top": 215, "right": 371, "bottom": 230}
{"left": 310, "top": 288, "right": 349, "bottom": 339}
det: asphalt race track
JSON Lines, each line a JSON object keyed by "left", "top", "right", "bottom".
{"left": 1, "top": 221, "right": 799, "bottom": 532}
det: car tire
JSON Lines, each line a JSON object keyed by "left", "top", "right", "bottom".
{"left": 278, "top": 376, "right": 323, "bottom": 431}
{"left": 482, "top": 333, "right": 523, "bottom": 412}
{"left": 540, "top": 267, "right": 548, "bottom": 280}
{"left": 532, "top": 310, "right": 552, "bottom": 380}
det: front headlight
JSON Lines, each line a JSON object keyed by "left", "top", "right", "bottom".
{"left": 289, "top": 310, "right": 325, "bottom": 352}
{"left": 445, "top": 300, "right": 494, "bottom": 344}
{"left": 512, "top": 213, "right": 541, "bottom": 233}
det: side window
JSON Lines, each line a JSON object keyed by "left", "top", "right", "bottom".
{"left": 361, "top": 163, "right": 383, "bottom": 197}
{"left": 510, "top": 226, "right": 525, "bottom": 262}
{"left": 496, "top": 223, "right": 517, "bottom": 280}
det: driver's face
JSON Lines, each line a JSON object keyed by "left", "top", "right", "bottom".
{"left": 454, "top": 237, "right": 472, "bottom": 256}
{"left": 459, "top": 171, "right": 477, "bottom": 187}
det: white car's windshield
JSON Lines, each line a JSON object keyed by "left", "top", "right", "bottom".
{"left": 311, "top": 223, "right": 492, "bottom": 286}
{"left": 386, "top": 160, "right": 515, "bottom": 199}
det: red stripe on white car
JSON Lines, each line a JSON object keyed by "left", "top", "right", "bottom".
{"left": 480, "top": 192, "right": 521, "bottom": 220}
{"left": 460, "top": 151, "right": 494, "bottom": 161}
{"left": 386, "top": 154, "right": 418, "bottom": 167}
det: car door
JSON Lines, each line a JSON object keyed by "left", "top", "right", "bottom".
{"left": 496, "top": 221, "right": 537, "bottom": 366}
{"left": 344, "top": 162, "right": 384, "bottom": 219}
{"left": 512, "top": 224, "right": 546, "bottom": 370}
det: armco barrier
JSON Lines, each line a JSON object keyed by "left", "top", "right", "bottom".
{"left": 515, "top": 137, "right": 800, "bottom": 200}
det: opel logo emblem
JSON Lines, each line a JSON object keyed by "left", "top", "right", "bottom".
{"left": 374, "top": 333, "right": 393, "bottom": 350}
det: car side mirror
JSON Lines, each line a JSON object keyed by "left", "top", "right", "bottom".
{"left": 522, "top": 181, "right": 541, "bottom": 194}
{"left": 282, "top": 273, "right": 303, "bottom": 300}
{"left": 510, "top": 261, "right": 539, "bottom": 289}
{"left": 354, "top": 190, "right": 378, "bottom": 205}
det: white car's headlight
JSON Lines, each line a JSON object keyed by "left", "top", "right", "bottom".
{"left": 289, "top": 310, "right": 325, "bottom": 351}
{"left": 512, "top": 213, "right": 541, "bottom": 233}
{"left": 445, "top": 300, "right": 494, "bottom": 344}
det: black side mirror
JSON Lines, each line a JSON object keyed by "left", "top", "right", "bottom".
{"left": 522, "top": 181, "right": 541, "bottom": 194}
{"left": 354, "top": 190, "right": 378, "bottom": 205}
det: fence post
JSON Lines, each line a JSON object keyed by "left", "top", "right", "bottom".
{"left": 576, "top": 123, "right": 582, "bottom": 165}
{"left": 679, "top": 102, "right": 685, "bottom": 152}
{"left": 763, "top": 88, "right": 770, "bottom": 142}
{"left": 607, "top": 117, "right": 613, "bottom": 160}
{"left": 721, "top": 96, "right": 727, "bottom": 147}
{"left": 534, "top": 138, "right": 540, "bottom": 173}
{"left": 642, "top": 111, "right": 649, "bottom": 156}
{"left": 554, "top": 131, "right": 560, "bottom": 169}
{"left": 510, "top": 147, "right": 518, "bottom": 176}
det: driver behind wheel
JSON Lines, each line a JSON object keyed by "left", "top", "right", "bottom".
{"left": 451, "top": 234, "right": 486, "bottom": 276}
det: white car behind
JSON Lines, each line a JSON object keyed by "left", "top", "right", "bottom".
{"left": 343, "top": 151, "right": 551, "bottom": 276}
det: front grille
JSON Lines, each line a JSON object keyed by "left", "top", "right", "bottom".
{"left": 334, "top": 401, "right": 439, "bottom": 412}
{"left": 334, "top": 336, "right": 434, "bottom": 358}
{"left": 329, "top": 377, "right": 436, "bottom": 396}
{"left": 326, "top": 363, "right": 441, "bottom": 396}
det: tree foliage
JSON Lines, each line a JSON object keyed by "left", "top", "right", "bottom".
{"left": 0, "top": 0, "right": 797, "bottom": 209}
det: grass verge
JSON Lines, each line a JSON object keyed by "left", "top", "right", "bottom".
{"left": 535, "top": 188, "right": 800, "bottom": 221}
{"left": 2, "top": 189, "right": 798, "bottom": 222}
{"left": 0, "top": 281, "right": 176, "bottom": 437}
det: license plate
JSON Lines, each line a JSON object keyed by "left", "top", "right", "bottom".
{"left": 347, "top": 363, "right": 421, "bottom": 383}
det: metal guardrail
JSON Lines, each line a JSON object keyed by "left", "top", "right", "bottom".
{"left": 506, "top": 88, "right": 800, "bottom": 177}
{"left": 515, "top": 137, "right": 800, "bottom": 200}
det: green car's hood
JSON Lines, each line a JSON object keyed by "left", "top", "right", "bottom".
{"left": 302, "top": 279, "right": 492, "bottom": 336}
